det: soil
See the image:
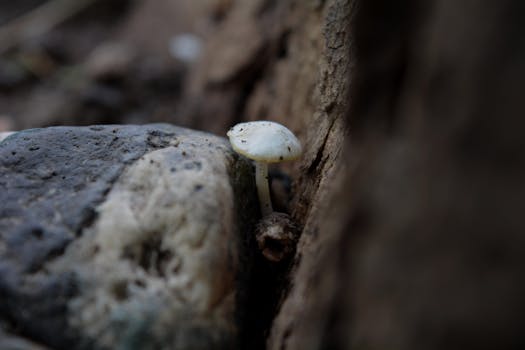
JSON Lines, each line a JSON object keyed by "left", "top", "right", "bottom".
{"left": 0, "top": 0, "right": 214, "bottom": 131}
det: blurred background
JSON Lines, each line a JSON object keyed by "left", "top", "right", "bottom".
{"left": 0, "top": 0, "right": 300, "bottom": 136}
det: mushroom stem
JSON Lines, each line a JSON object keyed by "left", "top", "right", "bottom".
{"left": 255, "top": 161, "right": 273, "bottom": 216}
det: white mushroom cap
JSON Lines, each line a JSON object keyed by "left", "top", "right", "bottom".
{"left": 227, "top": 121, "right": 302, "bottom": 163}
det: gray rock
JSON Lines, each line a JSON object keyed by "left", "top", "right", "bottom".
{"left": 0, "top": 326, "right": 51, "bottom": 350}
{"left": 0, "top": 124, "right": 258, "bottom": 349}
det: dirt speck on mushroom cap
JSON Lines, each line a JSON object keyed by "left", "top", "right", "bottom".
{"left": 227, "top": 121, "right": 302, "bottom": 162}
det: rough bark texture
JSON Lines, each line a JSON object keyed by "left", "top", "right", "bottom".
{"left": 267, "top": 1, "right": 525, "bottom": 349}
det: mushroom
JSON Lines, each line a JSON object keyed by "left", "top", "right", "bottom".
{"left": 227, "top": 121, "right": 302, "bottom": 216}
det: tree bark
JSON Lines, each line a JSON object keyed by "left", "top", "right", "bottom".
{"left": 267, "top": 0, "right": 525, "bottom": 349}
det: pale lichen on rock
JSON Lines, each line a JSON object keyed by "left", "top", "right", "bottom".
{"left": 61, "top": 134, "right": 238, "bottom": 349}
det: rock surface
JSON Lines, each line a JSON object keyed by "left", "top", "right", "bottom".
{"left": 0, "top": 124, "right": 257, "bottom": 349}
